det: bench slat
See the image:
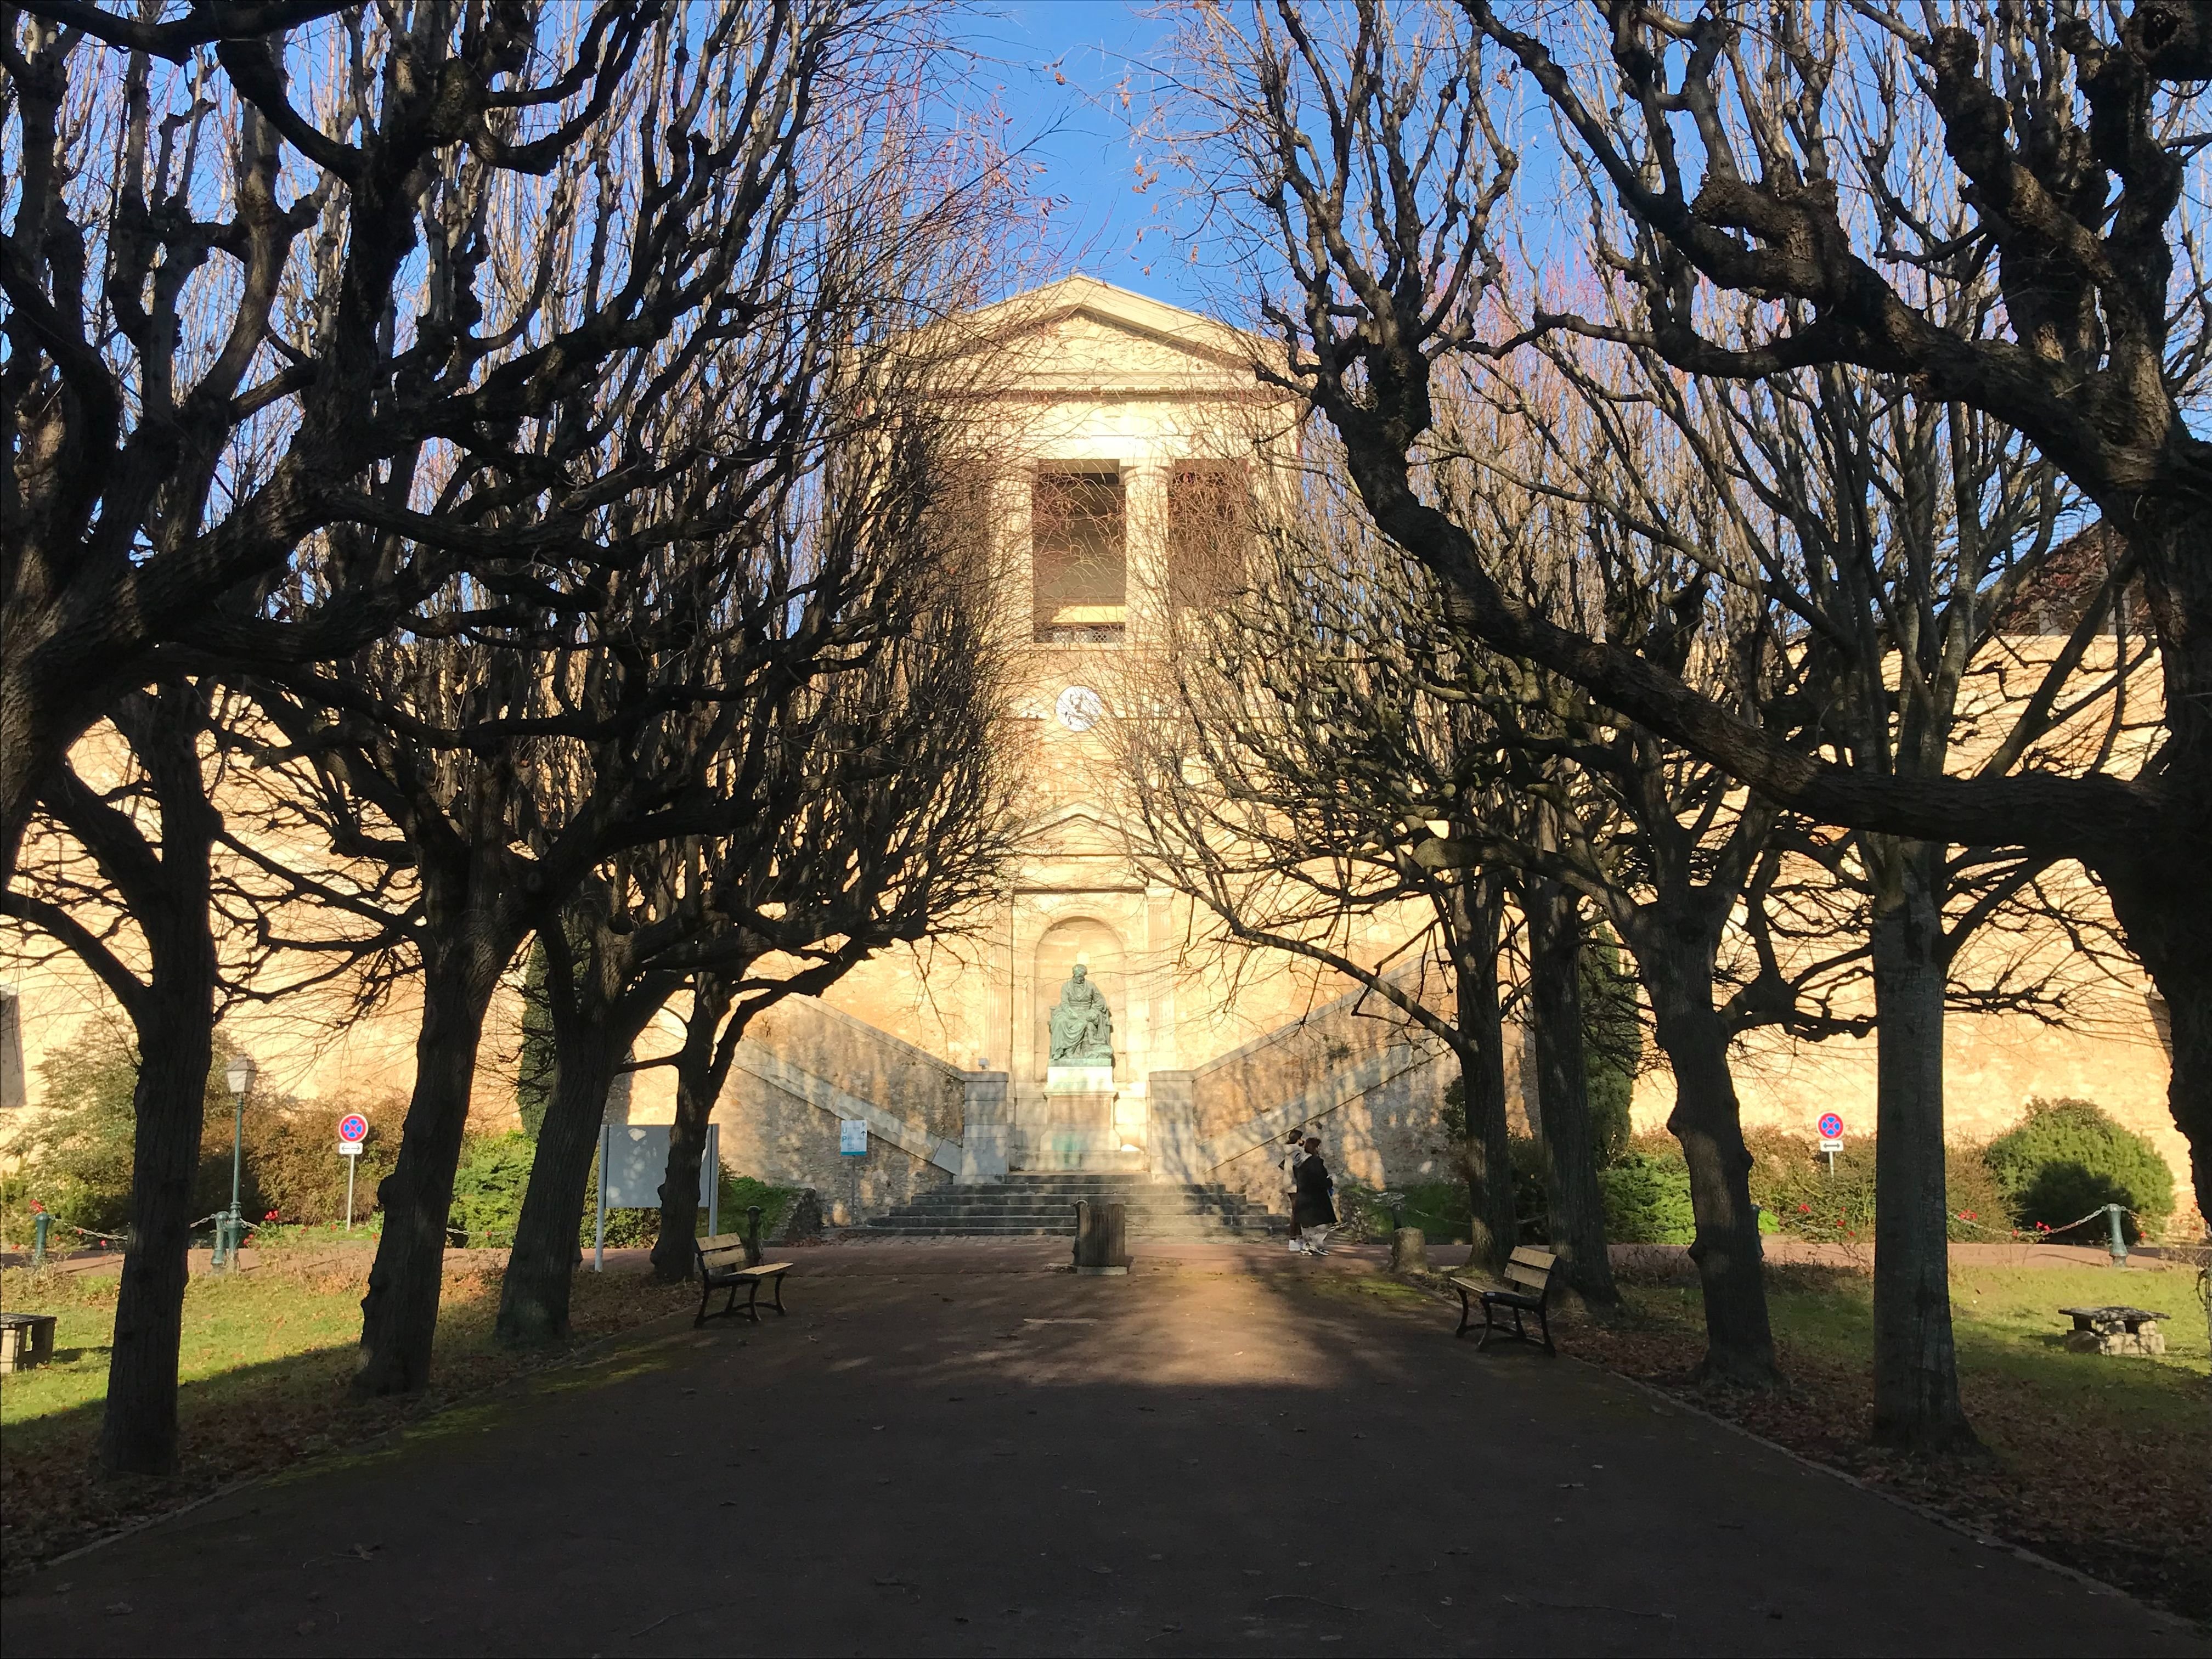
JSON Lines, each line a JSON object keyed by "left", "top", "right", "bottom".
{"left": 1504, "top": 1265, "right": 1549, "bottom": 1291}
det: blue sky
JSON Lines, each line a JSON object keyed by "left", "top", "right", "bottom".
{"left": 967, "top": 2, "right": 1216, "bottom": 313}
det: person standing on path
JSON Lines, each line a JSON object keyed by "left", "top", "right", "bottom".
{"left": 1293, "top": 1135, "right": 1338, "bottom": 1256}
{"left": 1279, "top": 1129, "right": 1307, "bottom": 1251}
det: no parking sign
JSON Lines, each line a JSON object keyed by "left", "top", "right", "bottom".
{"left": 338, "top": 1113, "right": 369, "bottom": 1156}
{"left": 1818, "top": 1111, "right": 1844, "bottom": 1153}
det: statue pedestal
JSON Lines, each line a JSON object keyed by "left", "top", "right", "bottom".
{"left": 1018, "top": 1070, "right": 1139, "bottom": 1171}
{"left": 1045, "top": 1064, "right": 1115, "bottom": 1095}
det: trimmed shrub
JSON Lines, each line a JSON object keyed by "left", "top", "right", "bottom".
{"left": 2, "top": 1025, "right": 345, "bottom": 1242}
{"left": 1507, "top": 1133, "right": 1551, "bottom": 1243}
{"left": 1581, "top": 928, "right": 1641, "bottom": 1166}
{"left": 1748, "top": 1127, "right": 1876, "bottom": 1244}
{"left": 1599, "top": 1147, "right": 1695, "bottom": 1243}
{"left": 448, "top": 1131, "right": 537, "bottom": 1246}
{"left": 1942, "top": 1147, "right": 2014, "bottom": 1244}
{"left": 1984, "top": 1098, "right": 2175, "bottom": 1245}
{"left": 246, "top": 1087, "right": 403, "bottom": 1227}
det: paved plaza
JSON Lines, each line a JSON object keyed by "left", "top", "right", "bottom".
{"left": 2, "top": 1242, "right": 2200, "bottom": 1657}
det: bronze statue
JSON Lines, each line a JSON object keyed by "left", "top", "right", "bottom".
{"left": 1047, "top": 963, "right": 1114, "bottom": 1065}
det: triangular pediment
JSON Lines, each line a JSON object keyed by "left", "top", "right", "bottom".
{"left": 958, "top": 276, "right": 1278, "bottom": 398}
{"left": 1020, "top": 800, "right": 1123, "bottom": 857}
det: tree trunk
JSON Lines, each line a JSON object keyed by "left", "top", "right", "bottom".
{"left": 1449, "top": 877, "right": 1516, "bottom": 1275}
{"left": 1866, "top": 838, "right": 1978, "bottom": 1452}
{"left": 1639, "top": 939, "right": 1782, "bottom": 1389}
{"left": 652, "top": 973, "right": 740, "bottom": 1282}
{"left": 100, "top": 979, "right": 215, "bottom": 1475}
{"left": 1526, "top": 872, "right": 1619, "bottom": 1310}
{"left": 85, "top": 684, "right": 221, "bottom": 1476}
{"left": 2103, "top": 849, "right": 2212, "bottom": 1235}
{"left": 354, "top": 933, "right": 506, "bottom": 1396}
{"left": 496, "top": 997, "right": 632, "bottom": 1346}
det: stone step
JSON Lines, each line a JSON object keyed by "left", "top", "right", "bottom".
{"left": 876, "top": 1203, "right": 1265, "bottom": 1212}
{"left": 857, "top": 1222, "right": 1270, "bottom": 1237}
{"left": 857, "top": 1173, "right": 1287, "bottom": 1237}
{"left": 865, "top": 1209, "right": 1282, "bottom": 1233}
{"left": 866, "top": 1209, "right": 1269, "bottom": 1227}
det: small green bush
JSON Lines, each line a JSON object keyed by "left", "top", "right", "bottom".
{"left": 1599, "top": 1147, "right": 1695, "bottom": 1243}
{"left": 1985, "top": 1098, "right": 2175, "bottom": 1245}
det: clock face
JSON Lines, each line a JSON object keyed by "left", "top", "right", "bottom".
{"left": 1055, "top": 685, "right": 1105, "bottom": 732}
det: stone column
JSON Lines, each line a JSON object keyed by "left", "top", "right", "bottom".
{"left": 1123, "top": 461, "right": 1170, "bottom": 649}
{"left": 997, "top": 468, "right": 1035, "bottom": 645}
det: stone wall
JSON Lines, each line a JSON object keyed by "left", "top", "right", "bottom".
{"left": 714, "top": 1060, "right": 951, "bottom": 1225}
{"left": 1154, "top": 970, "right": 1458, "bottom": 1210}
{"left": 708, "top": 995, "right": 1008, "bottom": 1223}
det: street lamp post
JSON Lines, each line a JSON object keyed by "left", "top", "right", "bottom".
{"left": 217, "top": 1053, "right": 257, "bottom": 1269}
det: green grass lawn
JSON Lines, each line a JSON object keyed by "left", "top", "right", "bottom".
{"left": 1570, "top": 1259, "right": 2209, "bottom": 1620}
{"left": 0, "top": 1248, "right": 693, "bottom": 1567}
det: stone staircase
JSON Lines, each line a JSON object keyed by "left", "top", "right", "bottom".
{"left": 860, "top": 1173, "right": 1285, "bottom": 1240}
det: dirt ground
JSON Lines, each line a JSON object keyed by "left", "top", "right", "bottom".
{"left": 1, "top": 1240, "right": 2202, "bottom": 1658}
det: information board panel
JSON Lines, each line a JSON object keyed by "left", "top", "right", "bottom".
{"left": 599, "top": 1123, "right": 718, "bottom": 1210}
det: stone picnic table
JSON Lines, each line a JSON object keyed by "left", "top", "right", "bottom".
{"left": 2059, "top": 1304, "right": 2170, "bottom": 1355}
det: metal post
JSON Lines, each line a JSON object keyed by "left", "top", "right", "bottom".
{"left": 704, "top": 1124, "right": 720, "bottom": 1239}
{"left": 344, "top": 1154, "right": 356, "bottom": 1232}
{"left": 594, "top": 1124, "right": 607, "bottom": 1273}
{"left": 31, "top": 1211, "right": 50, "bottom": 1269}
{"left": 226, "top": 1084, "right": 246, "bottom": 1271}
{"left": 2104, "top": 1202, "right": 2129, "bottom": 1265}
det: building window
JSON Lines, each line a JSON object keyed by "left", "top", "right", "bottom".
{"left": 1032, "top": 469, "right": 1126, "bottom": 641}
{"left": 1167, "top": 461, "right": 1248, "bottom": 614}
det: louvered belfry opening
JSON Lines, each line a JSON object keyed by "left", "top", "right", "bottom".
{"left": 1032, "top": 467, "right": 1126, "bottom": 641}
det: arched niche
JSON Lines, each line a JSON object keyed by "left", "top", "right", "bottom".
{"left": 1033, "top": 917, "right": 1125, "bottom": 1081}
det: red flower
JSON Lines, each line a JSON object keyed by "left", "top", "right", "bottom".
{"left": 28, "top": 1199, "right": 46, "bottom": 1214}
{"left": 1798, "top": 1204, "right": 1810, "bottom": 1214}
{"left": 263, "top": 1209, "right": 281, "bottom": 1223}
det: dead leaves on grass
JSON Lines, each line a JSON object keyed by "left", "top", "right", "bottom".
{"left": 0, "top": 1259, "right": 693, "bottom": 1572}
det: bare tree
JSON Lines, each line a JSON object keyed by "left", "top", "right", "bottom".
{"left": 1155, "top": 0, "right": 2211, "bottom": 1223}
{"left": 490, "top": 515, "right": 1017, "bottom": 1337}
{"left": 0, "top": 677, "right": 408, "bottom": 1472}
{"left": 216, "top": 4, "right": 1027, "bottom": 1395}
{"left": 1120, "top": 452, "right": 1623, "bottom": 1302}
{"left": 0, "top": 0, "right": 890, "bottom": 880}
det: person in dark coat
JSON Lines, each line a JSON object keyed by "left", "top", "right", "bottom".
{"left": 1292, "top": 1135, "right": 1337, "bottom": 1256}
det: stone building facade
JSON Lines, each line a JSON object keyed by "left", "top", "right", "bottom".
{"left": 1, "top": 276, "right": 2183, "bottom": 1228}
